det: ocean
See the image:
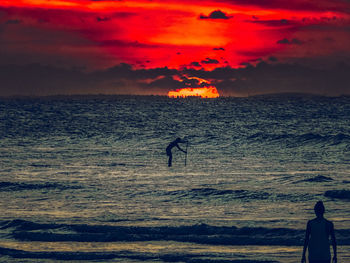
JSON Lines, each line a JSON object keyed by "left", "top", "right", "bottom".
{"left": 0, "top": 94, "right": 349, "bottom": 262}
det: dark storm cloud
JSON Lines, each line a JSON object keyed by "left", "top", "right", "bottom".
{"left": 181, "top": 61, "right": 350, "bottom": 96}
{"left": 96, "top": 16, "right": 111, "bottom": 22}
{"left": 201, "top": 58, "right": 219, "bottom": 64}
{"left": 277, "top": 38, "right": 303, "bottom": 45}
{"left": 183, "top": 66, "right": 237, "bottom": 80}
{"left": 236, "top": 48, "right": 277, "bottom": 57}
{"left": 0, "top": 63, "right": 178, "bottom": 96}
{"left": 303, "top": 24, "right": 350, "bottom": 32}
{"left": 93, "top": 63, "right": 177, "bottom": 80}
{"left": 190, "top": 62, "right": 202, "bottom": 67}
{"left": 143, "top": 76, "right": 186, "bottom": 92}
{"left": 268, "top": 56, "right": 278, "bottom": 62}
{"left": 248, "top": 19, "right": 298, "bottom": 27}
{"left": 212, "top": 61, "right": 350, "bottom": 96}
{"left": 1, "top": 61, "right": 349, "bottom": 97}
{"left": 0, "top": 64, "right": 92, "bottom": 96}
{"left": 199, "top": 10, "right": 232, "bottom": 20}
{"left": 5, "top": 19, "right": 22, "bottom": 24}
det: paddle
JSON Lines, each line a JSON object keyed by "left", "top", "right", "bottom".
{"left": 184, "top": 141, "right": 188, "bottom": 166}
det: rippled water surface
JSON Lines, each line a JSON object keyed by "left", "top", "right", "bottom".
{"left": 0, "top": 95, "right": 349, "bottom": 262}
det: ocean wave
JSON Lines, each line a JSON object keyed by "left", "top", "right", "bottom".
{"left": 2, "top": 220, "right": 350, "bottom": 249}
{"left": 324, "top": 190, "right": 350, "bottom": 200}
{"left": 247, "top": 132, "right": 350, "bottom": 146}
{"left": 0, "top": 182, "right": 81, "bottom": 191}
{"left": 297, "top": 175, "right": 333, "bottom": 183}
{"left": 165, "top": 188, "right": 311, "bottom": 202}
{"left": 0, "top": 219, "right": 310, "bottom": 246}
{"left": 167, "top": 188, "right": 271, "bottom": 201}
{"left": 0, "top": 246, "right": 279, "bottom": 262}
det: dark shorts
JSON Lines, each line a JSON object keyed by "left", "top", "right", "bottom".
{"left": 309, "top": 260, "right": 330, "bottom": 263}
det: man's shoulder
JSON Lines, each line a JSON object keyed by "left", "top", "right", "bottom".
{"left": 306, "top": 219, "right": 314, "bottom": 229}
{"left": 309, "top": 218, "right": 334, "bottom": 226}
{"left": 324, "top": 218, "right": 334, "bottom": 227}
{"left": 308, "top": 217, "right": 327, "bottom": 224}
{"left": 308, "top": 218, "right": 317, "bottom": 224}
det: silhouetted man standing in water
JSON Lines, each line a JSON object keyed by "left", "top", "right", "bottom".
{"left": 301, "top": 201, "right": 337, "bottom": 263}
{"left": 166, "top": 138, "right": 187, "bottom": 167}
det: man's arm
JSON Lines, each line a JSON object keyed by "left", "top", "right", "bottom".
{"left": 330, "top": 221, "right": 337, "bottom": 262}
{"left": 301, "top": 221, "right": 311, "bottom": 263}
{"left": 176, "top": 144, "right": 186, "bottom": 153}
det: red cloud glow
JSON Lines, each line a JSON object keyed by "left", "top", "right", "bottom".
{"left": 0, "top": 0, "right": 349, "bottom": 91}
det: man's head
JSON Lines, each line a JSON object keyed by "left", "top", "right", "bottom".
{"left": 314, "top": 201, "right": 325, "bottom": 217}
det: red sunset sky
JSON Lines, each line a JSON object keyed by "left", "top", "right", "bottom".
{"left": 0, "top": 0, "right": 349, "bottom": 96}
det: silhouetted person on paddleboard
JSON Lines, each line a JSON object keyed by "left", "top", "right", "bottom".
{"left": 301, "top": 201, "right": 337, "bottom": 263}
{"left": 166, "top": 138, "right": 187, "bottom": 167}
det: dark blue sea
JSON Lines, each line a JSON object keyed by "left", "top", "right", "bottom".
{"left": 0, "top": 95, "right": 349, "bottom": 262}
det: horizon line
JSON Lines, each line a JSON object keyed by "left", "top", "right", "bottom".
{"left": 1, "top": 92, "right": 349, "bottom": 100}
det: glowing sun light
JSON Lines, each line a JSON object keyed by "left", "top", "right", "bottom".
{"left": 168, "top": 86, "right": 219, "bottom": 98}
